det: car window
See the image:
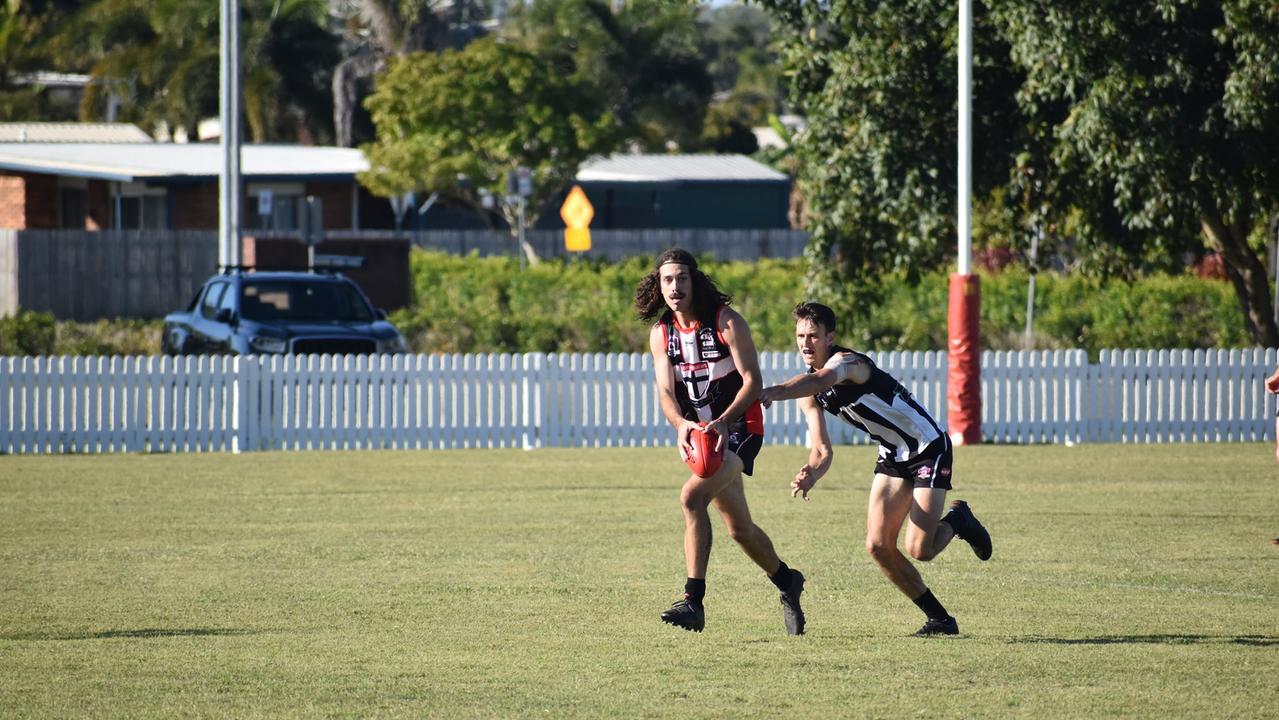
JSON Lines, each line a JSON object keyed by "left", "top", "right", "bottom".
{"left": 217, "top": 283, "right": 238, "bottom": 314}
{"left": 240, "top": 280, "right": 374, "bottom": 323}
{"left": 200, "top": 283, "right": 227, "bottom": 320}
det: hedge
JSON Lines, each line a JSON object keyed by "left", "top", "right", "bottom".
{"left": 390, "top": 250, "right": 1251, "bottom": 357}
{"left": 0, "top": 249, "right": 1252, "bottom": 356}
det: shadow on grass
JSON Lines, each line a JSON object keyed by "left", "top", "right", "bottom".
{"left": 1010, "top": 634, "right": 1278, "bottom": 646}
{"left": 2, "top": 628, "right": 257, "bottom": 641}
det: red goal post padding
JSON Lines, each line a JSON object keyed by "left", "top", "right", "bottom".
{"left": 947, "top": 273, "right": 982, "bottom": 445}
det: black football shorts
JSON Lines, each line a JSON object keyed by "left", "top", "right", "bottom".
{"left": 874, "top": 436, "right": 953, "bottom": 490}
{"left": 726, "top": 426, "right": 764, "bottom": 477}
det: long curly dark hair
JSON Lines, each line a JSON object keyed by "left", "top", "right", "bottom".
{"left": 634, "top": 248, "right": 732, "bottom": 327}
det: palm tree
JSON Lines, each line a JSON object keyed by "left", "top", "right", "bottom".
{"left": 330, "top": 0, "right": 490, "bottom": 147}
{"left": 73, "top": 0, "right": 338, "bottom": 143}
{"left": 503, "top": 0, "right": 712, "bottom": 151}
{"left": 0, "top": 0, "right": 84, "bottom": 121}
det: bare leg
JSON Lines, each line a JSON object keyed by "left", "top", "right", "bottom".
{"left": 711, "top": 471, "right": 782, "bottom": 575}
{"left": 865, "top": 473, "right": 928, "bottom": 598}
{"left": 678, "top": 452, "right": 745, "bottom": 578}
{"left": 904, "top": 487, "right": 954, "bottom": 561}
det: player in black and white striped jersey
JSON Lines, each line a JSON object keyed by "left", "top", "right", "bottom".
{"left": 759, "top": 302, "right": 992, "bottom": 636}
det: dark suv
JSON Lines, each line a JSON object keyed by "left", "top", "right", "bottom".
{"left": 163, "top": 270, "right": 408, "bottom": 355}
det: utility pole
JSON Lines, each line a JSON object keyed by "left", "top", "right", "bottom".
{"left": 218, "top": 0, "right": 241, "bottom": 268}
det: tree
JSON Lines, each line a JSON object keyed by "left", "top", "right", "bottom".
{"left": 697, "top": 0, "right": 784, "bottom": 149}
{"left": 72, "top": 0, "right": 338, "bottom": 142}
{"left": 761, "top": 0, "right": 1279, "bottom": 345}
{"left": 330, "top": 0, "right": 491, "bottom": 147}
{"left": 0, "top": 0, "right": 84, "bottom": 121}
{"left": 502, "top": 0, "right": 712, "bottom": 152}
{"left": 994, "top": 1, "right": 1279, "bottom": 345}
{"left": 360, "top": 37, "right": 624, "bottom": 261}
{"left": 757, "top": 0, "right": 1022, "bottom": 307}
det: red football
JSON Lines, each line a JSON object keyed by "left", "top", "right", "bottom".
{"left": 684, "top": 423, "right": 724, "bottom": 478}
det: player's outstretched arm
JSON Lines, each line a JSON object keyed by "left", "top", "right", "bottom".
{"left": 761, "top": 352, "right": 871, "bottom": 407}
{"left": 792, "top": 396, "right": 833, "bottom": 501}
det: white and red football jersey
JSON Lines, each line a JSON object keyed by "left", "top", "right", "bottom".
{"left": 660, "top": 306, "right": 764, "bottom": 434}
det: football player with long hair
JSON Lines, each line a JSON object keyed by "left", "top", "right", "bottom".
{"left": 634, "top": 248, "right": 806, "bottom": 635}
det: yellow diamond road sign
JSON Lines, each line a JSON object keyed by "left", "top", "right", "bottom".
{"left": 560, "top": 185, "right": 593, "bottom": 252}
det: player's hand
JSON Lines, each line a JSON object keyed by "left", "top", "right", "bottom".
{"left": 759, "top": 386, "right": 777, "bottom": 410}
{"left": 677, "top": 421, "right": 697, "bottom": 460}
{"left": 1266, "top": 369, "right": 1279, "bottom": 394}
{"left": 791, "top": 465, "right": 818, "bottom": 501}
{"left": 704, "top": 418, "right": 727, "bottom": 452}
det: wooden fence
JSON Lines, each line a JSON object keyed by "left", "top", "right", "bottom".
{"left": 401, "top": 228, "right": 810, "bottom": 262}
{"left": 0, "top": 228, "right": 809, "bottom": 320}
{"left": 2, "top": 348, "right": 1275, "bottom": 454}
{"left": 0, "top": 229, "right": 219, "bottom": 320}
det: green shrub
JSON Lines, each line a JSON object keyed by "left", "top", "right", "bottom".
{"left": 391, "top": 249, "right": 1252, "bottom": 354}
{"left": 0, "top": 311, "right": 57, "bottom": 355}
{"left": 0, "top": 312, "right": 162, "bottom": 356}
{"left": 0, "top": 252, "right": 1254, "bottom": 356}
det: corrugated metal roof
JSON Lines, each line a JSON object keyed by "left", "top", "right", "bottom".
{"left": 0, "top": 142, "right": 368, "bottom": 181}
{"left": 0, "top": 123, "right": 153, "bottom": 143}
{"left": 577, "top": 154, "right": 787, "bottom": 182}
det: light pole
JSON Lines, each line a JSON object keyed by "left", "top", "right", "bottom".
{"left": 218, "top": 0, "right": 241, "bottom": 268}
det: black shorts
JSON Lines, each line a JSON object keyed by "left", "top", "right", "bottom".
{"left": 874, "top": 437, "right": 953, "bottom": 490}
{"left": 726, "top": 428, "right": 763, "bottom": 477}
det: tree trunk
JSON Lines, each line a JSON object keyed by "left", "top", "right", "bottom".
{"left": 1200, "top": 214, "right": 1279, "bottom": 347}
{"left": 332, "top": 52, "right": 376, "bottom": 148}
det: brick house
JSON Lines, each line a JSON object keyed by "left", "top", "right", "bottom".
{"left": 0, "top": 130, "right": 395, "bottom": 232}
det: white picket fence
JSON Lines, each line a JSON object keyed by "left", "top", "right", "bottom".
{"left": 1, "top": 348, "right": 1276, "bottom": 454}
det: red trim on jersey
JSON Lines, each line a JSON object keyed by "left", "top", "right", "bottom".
{"left": 672, "top": 314, "right": 700, "bottom": 333}
{"left": 714, "top": 305, "right": 728, "bottom": 347}
{"left": 744, "top": 400, "right": 765, "bottom": 435}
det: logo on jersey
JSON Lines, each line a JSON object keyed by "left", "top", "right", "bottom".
{"left": 915, "top": 466, "right": 933, "bottom": 481}
{"left": 697, "top": 328, "right": 722, "bottom": 358}
{"left": 679, "top": 361, "right": 712, "bottom": 406}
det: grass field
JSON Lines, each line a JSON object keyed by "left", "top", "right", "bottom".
{"left": 1, "top": 444, "right": 1276, "bottom": 718}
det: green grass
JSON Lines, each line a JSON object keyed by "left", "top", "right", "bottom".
{"left": 1, "top": 444, "right": 1276, "bottom": 718}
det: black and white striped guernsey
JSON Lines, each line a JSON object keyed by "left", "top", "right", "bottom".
{"left": 810, "top": 346, "right": 943, "bottom": 462}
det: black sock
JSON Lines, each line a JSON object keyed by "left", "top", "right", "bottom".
{"left": 912, "top": 589, "right": 950, "bottom": 620}
{"left": 769, "top": 561, "right": 794, "bottom": 592}
{"left": 684, "top": 578, "right": 706, "bottom": 604}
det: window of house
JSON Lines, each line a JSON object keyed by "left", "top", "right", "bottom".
{"left": 249, "top": 184, "right": 304, "bottom": 230}
{"left": 60, "top": 188, "right": 87, "bottom": 228}
{"left": 115, "top": 183, "right": 168, "bottom": 229}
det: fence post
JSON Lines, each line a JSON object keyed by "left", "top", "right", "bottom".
{"left": 523, "top": 352, "right": 546, "bottom": 450}
{"left": 234, "top": 355, "right": 247, "bottom": 454}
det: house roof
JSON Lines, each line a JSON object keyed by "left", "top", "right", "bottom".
{"left": 0, "top": 122, "right": 153, "bottom": 144}
{"left": 576, "top": 154, "right": 787, "bottom": 183}
{"left": 0, "top": 142, "right": 368, "bottom": 182}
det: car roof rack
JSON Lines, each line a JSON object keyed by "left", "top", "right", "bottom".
{"left": 217, "top": 258, "right": 364, "bottom": 276}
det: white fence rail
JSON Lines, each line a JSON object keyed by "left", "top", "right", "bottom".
{"left": 1, "top": 349, "right": 1276, "bottom": 454}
